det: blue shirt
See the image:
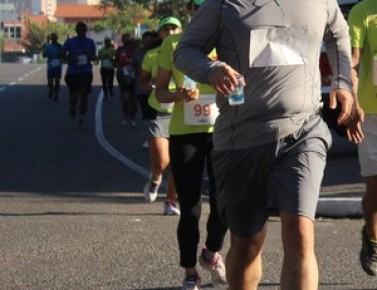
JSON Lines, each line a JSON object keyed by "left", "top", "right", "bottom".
{"left": 43, "top": 43, "right": 63, "bottom": 71}
{"left": 63, "top": 36, "right": 96, "bottom": 74}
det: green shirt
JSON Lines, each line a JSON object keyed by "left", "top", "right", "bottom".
{"left": 348, "top": 0, "right": 377, "bottom": 113}
{"left": 142, "top": 46, "right": 174, "bottom": 113}
{"left": 158, "top": 33, "right": 216, "bottom": 135}
{"left": 98, "top": 46, "right": 115, "bottom": 69}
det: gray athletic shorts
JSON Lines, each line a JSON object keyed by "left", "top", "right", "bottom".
{"left": 358, "top": 114, "right": 377, "bottom": 177}
{"left": 142, "top": 115, "right": 171, "bottom": 139}
{"left": 212, "top": 115, "right": 332, "bottom": 237}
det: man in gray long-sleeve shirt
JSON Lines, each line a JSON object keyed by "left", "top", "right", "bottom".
{"left": 174, "top": 0, "right": 362, "bottom": 289}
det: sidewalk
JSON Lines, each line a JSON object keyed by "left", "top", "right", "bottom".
{"left": 317, "top": 130, "right": 364, "bottom": 218}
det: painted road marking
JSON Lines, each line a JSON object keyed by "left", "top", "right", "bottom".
{"left": 95, "top": 91, "right": 150, "bottom": 178}
{"left": 0, "top": 66, "right": 42, "bottom": 94}
{"left": 95, "top": 90, "right": 168, "bottom": 189}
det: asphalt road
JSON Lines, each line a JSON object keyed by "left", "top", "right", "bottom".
{"left": 0, "top": 63, "right": 375, "bottom": 290}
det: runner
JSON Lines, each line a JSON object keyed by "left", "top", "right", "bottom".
{"left": 139, "top": 16, "right": 182, "bottom": 215}
{"left": 61, "top": 21, "right": 97, "bottom": 129}
{"left": 42, "top": 32, "right": 63, "bottom": 102}
{"left": 98, "top": 36, "right": 116, "bottom": 100}
{"left": 133, "top": 30, "right": 160, "bottom": 148}
{"left": 155, "top": 1, "right": 228, "bottom": 288}
{"left": 115, "top": 33, "right": 139, "bottom": 127}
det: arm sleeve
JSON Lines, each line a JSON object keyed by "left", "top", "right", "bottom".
{"left": 323, "top": 0, "right": 353, "bottom": 92}
{"left": 141, "top": 51, "right": 152, "bottom": 73}
{"left": 174, "top": 0, "right": 224, "bottom": 84}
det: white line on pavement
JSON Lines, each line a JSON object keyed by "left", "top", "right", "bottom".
{"left": 0, "top": 66, "right": 42, "bottom": 93}
{"left": 318, "top": 197, "right": 361, "bottom": 202}
{"left": 95, "top": 90, "right": 152, "bottom": 181}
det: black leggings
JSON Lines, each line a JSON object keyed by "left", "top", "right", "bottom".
{"left": 169, "top": 133, "right": 228, "bottom": 268}
{"left": 100, "top": 68, "right": 114, "bottom": 97}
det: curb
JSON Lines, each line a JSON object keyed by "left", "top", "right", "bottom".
{"left": 316, "top": 197, "right": 363, "bottom": 218}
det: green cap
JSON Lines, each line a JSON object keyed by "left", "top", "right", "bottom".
{"left": 158, "top": 16, "right": 182, "bottom": 30}
{"left": 193, "top": 0, "right": 204, "bottom": 4}
{"left": 104, "top": 36, "right": 111, "bottom": 41}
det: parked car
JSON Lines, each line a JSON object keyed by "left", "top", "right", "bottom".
{"left": 320, "top": 0, "right": 359, "bottom": 137}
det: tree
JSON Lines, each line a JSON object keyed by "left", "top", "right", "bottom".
{"left": 95, "top": 4, "right": 157, "bottom": 34}
{"left": 100, "top": 0, "right": 151, "bottom": 10}
{"left": 22, "top": 21, "right": 74, "bottom": 53}
{"left": 99, "top": 0, "right": 190, "bottom": 27}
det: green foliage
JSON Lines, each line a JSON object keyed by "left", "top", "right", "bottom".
{"left": 99, "top": 0, "right": 191, "bottom": 29}
{"left": 100, "top": 0, "right": 151, "bottom": 10}
{"left": 96, "top": 4, "right": 158, "bottom": 34}
{"left": 22, "top": 21, "right": 74, "bottom": 53}
{"left": 0, "top": 34, "right": 4, "bottom": 52}
{"left": 155, "top": 0, "right": 189, "bottom": 24}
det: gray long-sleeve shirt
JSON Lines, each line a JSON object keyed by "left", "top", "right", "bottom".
{"left": 174, "top": 0, "right": 353, "bottom": 150}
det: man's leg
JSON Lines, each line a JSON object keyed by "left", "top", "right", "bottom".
{"left": 53, "top": 76, "right": 60, "bottom": 101}
{"left": 100, "top": 68, "right": 108, "bottom": 98}
{"left": 108, "top": 69, "right": 115, "bottom": 97}
{"left": 47, "top": 78, "right": 53, "bottom": 98}
{"left": 358, "top": 176, "right": 377, "bottom": 276}
{"left": 363, "top": 176, "right": 377, "bottom": 240}
{"left": 280, "top": 213, "right": 318, "bottom": 290}
{"left": 226, "top": 228, "right": 266, "bottom": 290}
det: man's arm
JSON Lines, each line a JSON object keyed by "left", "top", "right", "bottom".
{"left": 345, "top": 46, "right": 364, "bottom": 144}
{"left": 155, "top": 66, "right": 196, "bottom": 103}
{"left": 174, "top": 0, "right": 222, "bottom": 84}
{"left": 325, "top": 0, "right": 355, "bottom": 126}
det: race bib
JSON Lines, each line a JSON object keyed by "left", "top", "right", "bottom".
{"left": 122, "top": 66, "right": 134, "bottom": 77}
{"left": 77, "top": 55, "right": 88, "bottom": 65}
{"left": 102, "top": 59, "right": 112, "bottom": 68}
{"left": 51, "top": 59, "right": 60, "bottom": 67}
{"left": 160, "top": 102, "right": 174, "bottom": 110}
{"left": 184, "top": 94, "right": 219, "bottom": 125}
{"left": 249, "top": 26, "right": 308, "bottom": 67}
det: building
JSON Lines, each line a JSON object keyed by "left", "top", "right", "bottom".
{"left": 54, "top": 4, "right": 112, "bottom": 26}
{"left": 31, "top": 0, "right": 57, "bottom": 21}
{"left": 2, "top": 18, "right": 22, "bottom": 52}
{"left": 78, "top": 0, "right": 101, "bottom": 4}
{"left": 57, "top": 0, "right": 100, "bottom": 4}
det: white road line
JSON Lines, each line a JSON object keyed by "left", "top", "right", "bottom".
{"left": 318, "top": 197, "right": 361, "bottom": 202}
{"left": 95, "top": 90, "right": 151, "bottom": 180}
{"left": 0, "top": 66, "right": 43, "bottom": 94}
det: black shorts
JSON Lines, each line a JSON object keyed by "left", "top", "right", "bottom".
{"left": 65, "top": 73, "right": 93, "bottom": 94}
{"left": 116, "top": 73, "right": 135, "bottom": 93}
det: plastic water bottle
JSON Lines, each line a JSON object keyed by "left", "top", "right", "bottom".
{"left": 183, "top": 75, "right": 197, "bottom": 89}
{"left": 228, "top": 75, "right": 245, "bottom": 106}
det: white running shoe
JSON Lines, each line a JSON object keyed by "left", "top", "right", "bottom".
{"left": 143, "top": 180, "right": 159, "bottom": 202}
{"left": 199, "top": 248, "right": 227, "bottom": 286}
{"left": 182, "top": 275, "right": 201, "bottom": 290}
{"left": 164, "top": 201, "right": 181, "bottom": 216}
